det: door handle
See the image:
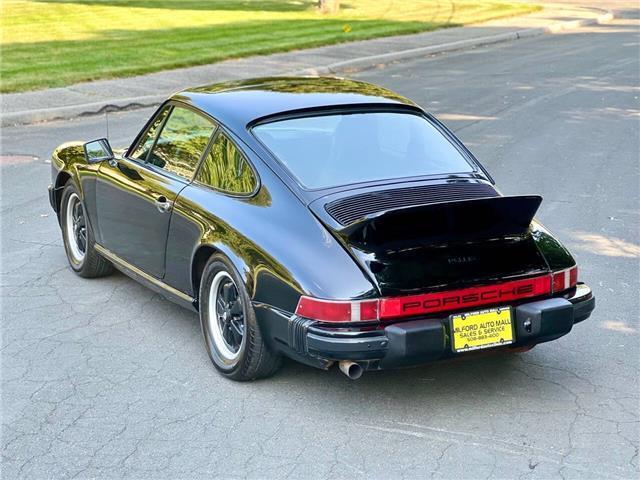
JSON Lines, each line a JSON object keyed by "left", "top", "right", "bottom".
{"left": 154, "top": 196, "right": 173, "bottom": 213}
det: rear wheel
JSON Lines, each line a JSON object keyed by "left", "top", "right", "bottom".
{"left": 60, "top": 181, "right": 113, "bottom": 278}
{"left": 199, "top": 255, "right": 281, "bottom": 381}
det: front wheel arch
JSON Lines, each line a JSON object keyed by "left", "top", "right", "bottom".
{"left": 59, "top": 180, "right": 113, "bottom": 278}
{"left": 53, "top": 171, "right": 72, "bottom": 217}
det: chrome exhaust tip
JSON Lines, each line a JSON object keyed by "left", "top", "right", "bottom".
{"left": 338, "top": 361, "right": 364, "bottom": 380}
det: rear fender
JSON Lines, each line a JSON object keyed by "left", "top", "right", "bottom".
{"left": 190, "top": 242, "right": 251, "bottom": 301}
{"left": 191, "top": 229, "right": 305, "bottom": 315}
{"left": 173, "top": 170, "right": 379, "bottom": 315}
{"left": 530, "top": 221, "right": 576, "bottom": 270}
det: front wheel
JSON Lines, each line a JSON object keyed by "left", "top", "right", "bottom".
{"left": 199, "top": 255, "right": 281, "bottom": 381}
{"left": 60, "top": 180, "right": 113, "bottom": 278}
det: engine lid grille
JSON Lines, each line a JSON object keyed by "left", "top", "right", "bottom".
{"left": 325, "top": 182, "right": 499, "bottom": 225}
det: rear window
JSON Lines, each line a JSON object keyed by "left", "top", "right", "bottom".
{"left": 252, "top": 111, "right": 474, "bottom": 189}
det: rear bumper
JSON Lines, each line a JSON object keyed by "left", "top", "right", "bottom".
{"left": 293, "top": 283, "right": 594, "bottom": 370}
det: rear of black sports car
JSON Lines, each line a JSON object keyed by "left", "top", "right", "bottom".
{"left": 295, "top": 186, "right": 594, "bottom": 377}
{"left": 251, "top": 107, "right": 595, "bottom": 378}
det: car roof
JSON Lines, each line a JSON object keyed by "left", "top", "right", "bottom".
{"left": 167, "top": 77, "right": 488, "bottom": 204}
{"left": 172, "top": 76, "right": 418, "bottom": 131}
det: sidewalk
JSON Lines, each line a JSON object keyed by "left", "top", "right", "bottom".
{"left": 1, "top": 3, "right": 612, "bottom": 127}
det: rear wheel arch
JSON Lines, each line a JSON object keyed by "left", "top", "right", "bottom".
{"left": 191, "top": 243, "right": 252, "bottom": 308}
{"left": 198, "top": 253, "right": 282, "bottom": 380}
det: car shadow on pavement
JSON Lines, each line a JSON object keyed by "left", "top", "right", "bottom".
{"left": 86, "top": 269, "right": 570, "bottom": 398}
{"left": 276, "top": 345, "right": 534, "bottom": 388}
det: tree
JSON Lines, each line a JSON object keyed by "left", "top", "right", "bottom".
{"left": 318, "top": 0, "right": 340, "bottom": 14}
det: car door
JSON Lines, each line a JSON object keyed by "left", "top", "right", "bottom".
{"left": 96, "top": 104, "right": 216, "bottom": 278}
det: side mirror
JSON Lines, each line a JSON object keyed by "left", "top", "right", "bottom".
{"left": 83, "top": 138, "right": 114, "bottom": 164}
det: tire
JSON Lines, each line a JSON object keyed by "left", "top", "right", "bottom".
{"left": 199, "top": 254, "right": 281, "bottom": 381}
{"left": 60, "top": 180, "right": 114, "bottom": 278}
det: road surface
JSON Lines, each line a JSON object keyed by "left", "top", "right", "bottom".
{"left": 1, "top": 12, "right": 638, "bottom": 480}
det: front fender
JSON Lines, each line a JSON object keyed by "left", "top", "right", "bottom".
{"left": 50, "top": 141, "right": 102, "bottom": 239}
{"left": 51, "top": 142, "right": 84, "bottom": 197}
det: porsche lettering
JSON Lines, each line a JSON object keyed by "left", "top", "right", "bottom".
{"left": 401, "top": 284, "right": 536, "bottom": 312}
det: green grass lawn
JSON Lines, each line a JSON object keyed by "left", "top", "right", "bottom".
{"left": 1, "top": 0, "right": 540, "bottom": 93}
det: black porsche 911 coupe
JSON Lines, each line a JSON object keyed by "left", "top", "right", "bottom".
{"left": 48, "top": 77, "right": 595, "bottom": 381}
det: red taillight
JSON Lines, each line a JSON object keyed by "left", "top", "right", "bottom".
{"left": 359, "top": 299, "right": 380, "bottom": 320}
{"left": 570, "top": 266, "right": 578, "bottom": 286}
{"left": 295, "top": 297, "right": 379, "bottom": 322}
{"left": 552, "top": 266, "right": 578, "bottom": 293}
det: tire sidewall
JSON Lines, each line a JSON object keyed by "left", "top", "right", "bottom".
{"left": 199, "top": 255, "right": 254, "bottom": 375}
{"left": 60, "top": 181, "right": 88, "bottom": 272}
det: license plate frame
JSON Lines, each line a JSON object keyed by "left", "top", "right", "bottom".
{"left": 450, "top": 307, "right": 515, "bottom": 353}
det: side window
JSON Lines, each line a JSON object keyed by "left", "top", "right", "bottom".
{"left": 129, "top": 106, "right": 170, "bottom": 161}
{"left": 147, "top": 106, "right": 216, "bottom": 179}
{"left": 197, "top": 133, "right": 257, "bottom": 195}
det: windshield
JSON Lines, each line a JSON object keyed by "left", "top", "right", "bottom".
{"left": 252, "top": 111, "right": 474, "bottom": 189}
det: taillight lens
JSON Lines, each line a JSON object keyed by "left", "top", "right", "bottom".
{"left": 295, "top": 297, "right": 379, "bottom": 322}
{"left": 552, "top": 266, "right": 578, "bottom": 293}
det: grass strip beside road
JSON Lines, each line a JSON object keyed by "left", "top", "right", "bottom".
{"left": 1, "top": 0, "right": 540, "bottom": 93}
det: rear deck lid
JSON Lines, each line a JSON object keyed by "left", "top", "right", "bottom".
{"left": 310, "top": 182, "right": 550, "bottom": 296}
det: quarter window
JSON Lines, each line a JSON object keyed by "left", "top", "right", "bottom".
{"left": 147, "top": 106, "right": 216, "bottom": 179}
{"left": 197, "top": 133, "right": 256, "bottom": 194}
{"left": 129, "top": 106, "right": 170, "bottom": 161}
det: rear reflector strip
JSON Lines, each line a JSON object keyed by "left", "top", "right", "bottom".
{"left": 379, "top": 275, "right": 552, "bottom": 319}
{"left": 296, "top": 267, "right": 577, "bottom": 322}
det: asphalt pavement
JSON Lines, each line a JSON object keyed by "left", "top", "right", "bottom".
{"left": 1, "top": 12, "right": 639, "bottom": 480}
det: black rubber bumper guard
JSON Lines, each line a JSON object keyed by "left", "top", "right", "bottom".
{"left": 48, "top": 184, "right": 59, "bottom": 213}
{"left": 297, "top": 283, "right": 595, "bottom": 370}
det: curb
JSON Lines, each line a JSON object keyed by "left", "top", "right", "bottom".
{"left": 301, "top": 9, "right": 614, "bottom": 75}
{"left": 1, "top": 9, "right": 613, "bottom": 128}
{"left": 1, "top": 94, "right": 167, "bottom": 127}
